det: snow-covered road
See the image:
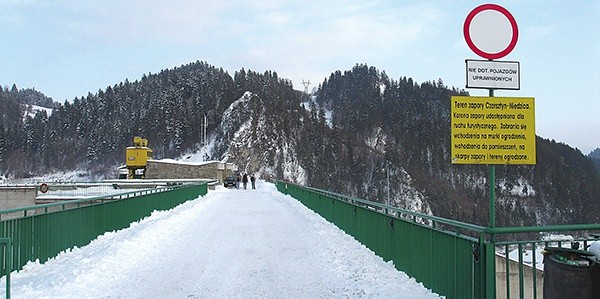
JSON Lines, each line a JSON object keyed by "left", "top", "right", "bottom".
{"left": 1, "top": 181, "right": 441, "bottom": 298}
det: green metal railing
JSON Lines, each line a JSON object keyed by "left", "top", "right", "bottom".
{"left": 0, "top": 182, "right": 207, "bottom": 298}
{"left": 0, "top": 239, "right": 10, "bottom": 299}
{"left": 276, "top": 181, "right": 484, "bottom": 298}
{"left": 492, "top": 226, "right": 600, "bottom": 299}
{"left": 276, "top": 181, "right": 600, "bottom": 299}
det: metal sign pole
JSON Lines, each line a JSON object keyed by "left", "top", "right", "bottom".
{"left": 489, "top": 88, "right": 495, "bottom": 231}
{"left": 487, "top": 86, "right": 497, "bottom": 299}
{"left": 463, "top": 5, "right": 520, "bottom": 297}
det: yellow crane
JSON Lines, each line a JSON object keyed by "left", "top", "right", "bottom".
{"left": 125, "top": 136, "right": 153, "bottom": 179}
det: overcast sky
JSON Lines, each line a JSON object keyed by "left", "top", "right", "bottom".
{"left": 1, "top": 1, "right": 598, "bottom": 153}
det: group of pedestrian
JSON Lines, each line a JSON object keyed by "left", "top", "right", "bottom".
{"left": 235, "top": 173, "right": 256, "bottom": 190}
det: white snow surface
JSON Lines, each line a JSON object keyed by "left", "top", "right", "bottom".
{"left": 1, "top": 181, "right": 441, "bottom": 298}
{"left": 2, "top": 169, "right": 101, "bottom": 184}
{"left": 506, "top": 248, "right": 545, "bottom": 271}
{"left": 24, "top": 104, "right": 53, "bottom": 119}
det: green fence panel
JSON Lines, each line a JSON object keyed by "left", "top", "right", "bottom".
{"left": 276, "top": 181, "right": 478, "bottom": 299}
{"left": 332, "top": 199, "right": 355, "bottom": 238}
{"left": 0, "top": 183, "right": 207, "bottom": 274}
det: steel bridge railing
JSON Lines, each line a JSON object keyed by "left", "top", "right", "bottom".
{"left": 0, "top": 182, "right": 207, "bottom": 298}
{"left": 276, "top": 181, "right": 484, "bottom": 298}
{"left": 276, "top": 181, "right": 600, "bottom": 299}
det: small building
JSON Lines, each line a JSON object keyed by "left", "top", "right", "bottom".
{"left": 144, "top": 159, "right": 237, "bottom": 183}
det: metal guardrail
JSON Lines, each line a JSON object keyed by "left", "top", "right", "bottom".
{"left": 0, "top": 182, "right": 208, "bottom": 298}
{"left": 276, "top": 181, "right": 483, "bottom": 298}
{"left": 2, "top": 185, "right": 163, "bottom": 220}
{"left": 492, "top": 229, "right": 600, "bottom": 298}
{"left": 0, "top": 239, "right": 9, "bottom": 299}
{"left": 276, "top": 181, "right": 600, "bottom": 299}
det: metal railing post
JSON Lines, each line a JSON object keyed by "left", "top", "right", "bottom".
{"left": 0, "top": 238, "right": 11, "bottom": 299}
{"left": 483, "top": 238, "right": 496, "bottom": 298}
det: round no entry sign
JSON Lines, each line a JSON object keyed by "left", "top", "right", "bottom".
{"left": 463, "top": 4, "right": 518, "bottom": 60}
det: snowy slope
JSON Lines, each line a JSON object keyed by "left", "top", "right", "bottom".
{"left": 23, "top": 104, "right": 53, "bottom": 119}
{"left": 1, "top": 181, "right": 441, "bottom": 298}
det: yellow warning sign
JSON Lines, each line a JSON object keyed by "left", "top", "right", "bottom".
{"left": 451, "top": 96, "right": 536, "bottom": 165}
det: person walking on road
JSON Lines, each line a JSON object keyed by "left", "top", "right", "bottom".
{"left": 250, "top": 174, "right": 256, "bottom": 189}
{"left": 242, "top": 173, "right": 248, "bottom": 190}
{"left": 235, "top": 174, "right": 241, "bottom": 189}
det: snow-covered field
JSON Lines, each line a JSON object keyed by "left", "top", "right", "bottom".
{"left": 1, "top": 181, "right": 441, "bottom": 298}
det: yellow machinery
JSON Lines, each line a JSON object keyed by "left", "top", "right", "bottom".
{"left": 125, "top": 136, "right": 153, "bottom": 179}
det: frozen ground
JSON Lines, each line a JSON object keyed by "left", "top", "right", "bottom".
{"left": 1, "top": 181, "right": 441, "bottom": 298}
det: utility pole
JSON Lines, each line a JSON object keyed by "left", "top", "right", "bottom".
{"left": 386, "top": 161, "right": 390, "bottom": 206}
{"left": 201, "top": 111, "right": 207, "bottom": 147}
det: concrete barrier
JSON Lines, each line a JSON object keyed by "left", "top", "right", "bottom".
{"left": 145, "top": 160, "right": 236, "bottom": 183}
{"left": 496, "top": 253, "right": 544, "bottom": 298}
{"left": 0, "top": 186, "right": 37, "bottom": 218}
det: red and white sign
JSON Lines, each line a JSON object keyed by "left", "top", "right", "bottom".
{"left": 463, "top": 4, "right": 518, "bottom": 60}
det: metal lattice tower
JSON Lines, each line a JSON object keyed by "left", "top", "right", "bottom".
{"left": 302, "top": 79, "right": 311, "bottom": 94}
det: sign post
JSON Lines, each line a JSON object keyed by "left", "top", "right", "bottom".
{"left": 459, "top": 4, "right": 529, "bottom": 297}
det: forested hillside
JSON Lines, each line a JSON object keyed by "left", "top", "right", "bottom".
{"left": 1, "top": 62, "right": 239, "bottom": 177}
{"left": 1, "top": 61, "right": 598, "bottom": 227}
{"left": 313, "top": 65, "right": 600, "bottom": 226}
{"left": 590, "top": 148, "right": 600, "bottom": 172}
